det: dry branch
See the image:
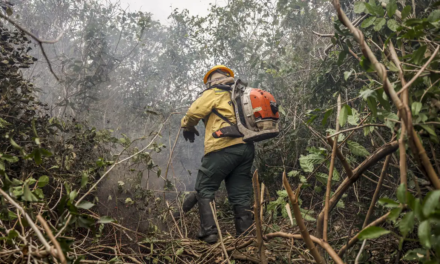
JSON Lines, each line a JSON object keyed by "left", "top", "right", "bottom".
{"left": 362, "top": 155, "right": 391, "bottom": 228}
{"left": 282, "top": 172, "right": 325, "bottom": 264}
{"left": 265, "top": 232, "right": 344, "bottom": 264}
{"left": 324, "top": 95, "right": 341, "bottom": 241}
{"left": 209, "top": 201, "right": 231, "bottom": 264}
{"left": 317, "top": 141, "right": 399, "bottom": 237}
{"left": 327, "top": 137, "right": 353, "bottom": 178}
{"left": 338, "top": 212, "right": 390, "bottom": 257}
{"left": 252, "top": 170, "right": 267, "bottom": 264}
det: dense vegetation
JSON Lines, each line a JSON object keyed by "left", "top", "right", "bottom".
{"left": 1, "top": 0, "right": 440, "bottom": 263}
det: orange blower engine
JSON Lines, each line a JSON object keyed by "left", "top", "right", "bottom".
{"left": 231, "top": 79, "right": 280, "bottom": 142}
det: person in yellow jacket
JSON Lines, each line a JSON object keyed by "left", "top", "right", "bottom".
{"left": 180, "top": 65, "right": 254, "bottom": 243}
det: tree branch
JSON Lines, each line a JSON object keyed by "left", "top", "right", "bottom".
{"left": 283, "top": 172, "right": 325, "bottom": 264}
{"left": 0, "top": 12, "right": 63, "bottom": 81}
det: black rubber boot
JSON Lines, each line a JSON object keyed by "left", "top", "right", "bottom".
{"left": 197, "top": 196, "right": 218, "bottom": 244}
{"left": 172, "top": 192, "right": 198, "bottom": 220}
{"left": 233, "top": 205, "right": 254, "bottom": 238}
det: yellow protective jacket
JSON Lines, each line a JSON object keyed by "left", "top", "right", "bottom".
{"left": 181, "top": 87, "right": 245, "bottom": 155}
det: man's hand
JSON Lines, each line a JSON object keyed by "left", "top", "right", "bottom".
{"left": 183, "top": 128, "right": 199, "bottom": 143}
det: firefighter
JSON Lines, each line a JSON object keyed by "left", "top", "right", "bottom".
{"left": 180, "top": 65, "right": 254, "bottom": 243}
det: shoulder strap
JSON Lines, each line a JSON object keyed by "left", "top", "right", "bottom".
{"left": 212, "top": 108, "right": 235, "bottom": 126}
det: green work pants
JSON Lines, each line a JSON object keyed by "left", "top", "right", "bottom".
{"left": 195, "top": 143, "right": 254, "bottom": 207}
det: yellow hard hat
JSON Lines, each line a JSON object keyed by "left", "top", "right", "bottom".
{"left": 203, "top": 65, "right": 234, "bottom": 84}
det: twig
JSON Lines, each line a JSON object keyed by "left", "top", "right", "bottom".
{"left": 338, "top": 211, "right": 390, "bottom": 256}
{"left": 282, "top": 172, "right": 325, "bottom": 264}
{"left": 164, "top": 127, "right": 182, "bottom": 184}
{"left": 324, "top": 95, "right": 341, "bottom": 242}
{"left": 398, "top": 45, "right": 440, "bottom": 95}
{"left": 355, "top": 240, "right": 367, "bottom": 264}
{"left": 209, "top": 201, "right": 231, "bottom": 264}
{"left": 0, "top": 12, "right": 63, "bottom": 81}
{"left": 317, "top": 141, "right": 399, "bottom": 238}
{"left": 326, "top": 124, "right": 387, "bottom": 139}
{"left": 36, "top": 215, "right": 66, "bottom": 264}
{"left": 363, "top": 156, "right": 391, "bottom": 228}
{"left": 327, "top": 137, "right": 353, "bottom": 178}
{"left": 166, "top": 201, "right": 184, "bottom": 239}
{"left": 252, "top": 170, "right": 267, "bottom": 264}
{"left": 0, "top": 188, "right": 59, "bottom": 262}
{"left": 265, "top": 231, "right": 343, "bottom": 264}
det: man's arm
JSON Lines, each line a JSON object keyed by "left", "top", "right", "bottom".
{"left": 181, "top": 90, "right": 217, "bottom": 131}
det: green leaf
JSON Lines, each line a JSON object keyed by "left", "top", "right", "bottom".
{"left": 387, "top": 19, "right": 399, "bottom": 31}
{"left": 361, "top": 16, "right": 376, "bottom": 28}
{"left": 287, "top": 170, "right": 300, "bottom": 177}
{"left": 386, "top": 0, "right": 397, "bottom": 18}
{"left": 125, "top": 197, "right": 134, "bottom": 205}
{"left": 0, "top": 160, "right": 5, "bottom": 171}
{"left": 354, "top": 2, "right": 366, "bottom": 13}
{"left": 10, "top": 138, "right": 22, "bottom": 150}
{"left": 366, "top": 97, "right": 377, "bottom": 117}
{"left": 360, "top": 89, "right": 375, "bottom": 100}
{"left": 0, "top": 118, "right": 11, "bottom": 128}
{"left": 388, "top": 207, "right": 402, "bottom": 223}
{"left": 322, "top": 109, "right": 333, "bottom": 126}
{"left": 422, "top": 190, "right": 440, "bottom": 217}
{"left": 278, "top": 105, "right": 286, "bottom": 116}
{"left": 97, "top": 216, "right": 115, "bottom": 224}
{"left": 428, "top": 10, "right": 440, "bottom": 23}
{"left": 418, "top": 220, "right": 431, "bottom": 248}
{"left": 412, "top": 46, "right": 427, "bottom": 65}
{"left": 347, "top": 141, "right": 370, "bottom": 157}
{"left": 23, "top": 184, "right": 39, "bottom": 202}
{"left": 399, "top": 211, "right": 415, "bottom": 236}
{"left": 81, "top": 172, "right": 89, "bottom": 188}
{"left": 397, "top": 183, "right": 406, "bottom": 204}
{"left": 411, "top": 102, "right": 422, "bottom": 116}
{"left": 2, "top": 154, "right": 19, "bottom": 163}
{"left": 384, "top": 112, "right": 399, "bottom": 129}
{"left": 40, "top": 148, "right": 52, "bottom": 157}
{"left": 378, "top": 198, "right": 400, "bottom": 208}
{"left": 5, "top": 6, "right": 13, "bottom": 16}
{"left": 338, "top": 50, "right": 347, "bottom": 66}
{"left": 299, "top": 154, "right": 324, "bottom": 172}
{"left": 348, "top": 108, "right": 360, "bottom": 126}
{"left": 358, "top": 226, "right": 390, "bottom": 240}
{"left": 402, "top": 249, "right": 426, "bottom": 261}
{"left": 37, "top": 175, "right": 49, "bottom": 187}
{"left": 374, "top": 18, "right": 386, "bottom": 31}
{"left": 176, "top": 248, "right": 184, "bottom": 256}
{"left": 77, "top": 201, "right": 95, "bottom": 210}
{"left": 401, "top": 6, "right": 412, "bottom": 20}
{"left": 69, "top": 190, "right": 78, "bottom": 202}
{"left": 418, "top": 124, "right": 437, "bottom": 138}
{"left": 339, "top": 104, "right": 349, "bottom": 127}
{"left": 344, "top": 70, "right": 353, "bottom": 81}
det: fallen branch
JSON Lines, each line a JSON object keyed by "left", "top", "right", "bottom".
{"left": 265, "top": 231, "right": 343, "bottom": 264}
{"left": 0, "top": 188, "right": 61, "bottom": 262}
{"left": 209, "top": 201, "right": 231, "bottom": 264}
{"left": 36, "top": 215, "right": 67, "bottom": 264}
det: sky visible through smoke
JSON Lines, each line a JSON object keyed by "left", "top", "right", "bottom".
{"left": 117, "top": 0, "right": 228, "bottom": 24}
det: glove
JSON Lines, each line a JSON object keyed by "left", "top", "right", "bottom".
{"left": 183, "top": 128, "right": 199, "bottom": 143}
